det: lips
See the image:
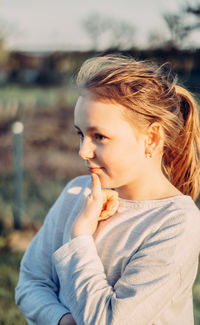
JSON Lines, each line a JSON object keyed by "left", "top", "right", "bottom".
{"left": 87, "top": 166, "right": 103, "bottom": 173}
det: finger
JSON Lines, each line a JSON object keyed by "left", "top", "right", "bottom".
{"left": 106, "top": 199, "right": 119, "bottom": 213}
{"left": 98, "top": 192, "right": 119, "bottom": 220}
{"left": 91, "top": 173, "right": 102, "bottom": 200}
{"left": 98, "top": 210, "right": 109, "bottom": 220}
{"left": 98, "top": 200, "right": 119, "bottom": 220}
{"left": 102, "top": 189, "right": 118, "bottom": 201}
{"left": 102, "top": 190, "right": 118, "bottom": 210}
{"left": 104, "top": 201, "right": 119, "bottom": 217}
{"left": 99, "top": 190, "right": 119, "bottom": 220}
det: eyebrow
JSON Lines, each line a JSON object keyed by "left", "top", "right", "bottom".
{"left": 74, "top": 125, "right": 110, "bottom": 133}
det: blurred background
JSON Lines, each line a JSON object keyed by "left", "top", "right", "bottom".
{"left": 0, "top": 0, "right": 200, "bottom": 324}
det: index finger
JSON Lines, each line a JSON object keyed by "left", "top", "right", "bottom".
{"left": 102, "top": 189, "right": 118, "bottom": 202}
{"left": 91, "top": 173, "right": 102, "bottom": 200}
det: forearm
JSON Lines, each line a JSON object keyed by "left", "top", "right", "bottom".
{"left": 53, "top": 235, "right": 182, "bottom": 325}
{"left": 16, "top": 281, "right": 70, "bottom": 325}
{"left": 53, "top": 236, "right": 113, "bottom": 324}
{"left": 15, "top": 231, "right": 70, "bottom": 324}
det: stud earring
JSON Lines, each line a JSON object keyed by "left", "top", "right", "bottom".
{"left": 145, "top": 152, "right": 152, "bottom": 159}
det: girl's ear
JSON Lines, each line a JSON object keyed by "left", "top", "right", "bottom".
{"left": 145, "top": 122, "right": 164, "bottom": 155}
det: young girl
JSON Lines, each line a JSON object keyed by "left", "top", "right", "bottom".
{"left": 16, "top": 55, "right": 200, "bottom": 325}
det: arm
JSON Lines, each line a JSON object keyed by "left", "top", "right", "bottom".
{"left": 53, "top": 219, "right": 185, "bottom": 325}
{"left": 15, "top": 185, "right": 72, "bottom": 325}
{"left": 53, "top": 174, "right": 187, "bottom": 325}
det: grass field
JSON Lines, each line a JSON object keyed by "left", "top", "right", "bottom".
{"left": 0, "top": 250, "right": 26, "bottom": 325}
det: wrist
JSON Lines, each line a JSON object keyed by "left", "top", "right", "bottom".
{"left": 71, "top": 219, "right": 93, "bottom": 238}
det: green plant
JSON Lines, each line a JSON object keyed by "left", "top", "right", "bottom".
{"left": 0, "top": 251, "right": 27, "bottom": 325}
{"left": 193, "top": 261, "right": 200, "bottom": 325}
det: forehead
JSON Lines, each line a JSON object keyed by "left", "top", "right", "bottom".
{"left": 74, "top": 95, "right": 127, "bottom": 128}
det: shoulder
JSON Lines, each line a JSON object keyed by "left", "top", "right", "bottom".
{"left": 172, "top": 196, "right": 200, "bottom": 246}
{"left": 64, "top": 174, "right": 92, "bottom": 195}
{"left": 152, "top": 195, "right": 200, "bottom": 233}
{"left": 44, "top": 175, "right": 91, "bottom": 225}
{"left": 171, "top": 196, "right": 200, "bottom": 233}
{"left": 131, "top": 197, "right": 200, "bottom": 271}
{"left": 54, "top": 174, "right": 92, "bottom": 210}
{"left": 151, "top": 196, "right": 200, "bottom": 259}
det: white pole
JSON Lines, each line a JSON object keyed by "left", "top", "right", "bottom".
{"left": 12, "top": 121, "right": 24, "bottom": 229}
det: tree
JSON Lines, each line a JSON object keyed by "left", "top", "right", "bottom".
{"left": 82, "top": 13, "right": 136, "bottom": 51}
{"left": 147, "top": 30, "right": 168, "bottom": 49}
{"left": 185, "top": 2, "right": 200, "bottom": 30}
{"left": 163, "top": 13, "right": 191, "bottom": 49}
{"left": 160, "top": 2, "right": 200, "bottom": 50}
{"left": 0, "top": 20, "right": 8, "bottom": 66}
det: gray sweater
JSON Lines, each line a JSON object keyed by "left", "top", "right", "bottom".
{"left": 15, "top": 175, "right": 200, "bottom": 325}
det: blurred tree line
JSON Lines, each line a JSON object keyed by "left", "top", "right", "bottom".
{"left": 0, "top": 46, "right": 198, "bottom": 93}
{"left": 0, "top": 2, "right": 199, "bottom": 91}
{"left": 0, "top": 47, "right": 198, "bottom": 93}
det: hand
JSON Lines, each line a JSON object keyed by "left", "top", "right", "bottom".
{"left": 58, "top": 313, "right": 76, "bottom": 325}
{"left": 71, "top": 174, "right": 119, "bottom": 238}
{"left": 99, "top": 188, "right": 119, "bottom": 220}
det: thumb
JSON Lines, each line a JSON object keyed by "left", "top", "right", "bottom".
{"left": 91, "top": 173, "right": 102, "bottom": 200}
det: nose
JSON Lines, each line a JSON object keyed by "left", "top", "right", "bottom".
{"left": 79, "top": 137, "right": 95, "bottom": 160}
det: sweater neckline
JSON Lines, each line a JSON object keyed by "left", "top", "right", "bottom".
{"left": 118, "top": 195, "right": 192, "bottom": 208}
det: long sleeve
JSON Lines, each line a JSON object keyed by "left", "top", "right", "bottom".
{"left": 53, "top": 211, "right": 198, "bottom": 325}
{"left": 15, "top": 186, "right": 71, "bottom": 325}
{"left": 16, "top": 175, "right": 200, "bottom": 325}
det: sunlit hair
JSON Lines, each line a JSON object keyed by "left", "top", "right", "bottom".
{"left": 77, "top": 54, "right": 200, "bottom": 201}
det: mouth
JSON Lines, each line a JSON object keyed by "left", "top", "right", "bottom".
{"left": 87, "top": 167, "right": 103, "bottom": 173}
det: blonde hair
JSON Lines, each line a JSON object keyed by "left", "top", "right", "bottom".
{"left": 77, "top": 55, "right": 200, "bottom": 201}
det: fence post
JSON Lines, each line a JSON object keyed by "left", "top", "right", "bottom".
{"left": 12, "top": 121, "right": 24, "bottom": 229}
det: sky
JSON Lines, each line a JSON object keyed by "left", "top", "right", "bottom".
{"left": 0, "top": 0, "right": 199, "bottom": 51}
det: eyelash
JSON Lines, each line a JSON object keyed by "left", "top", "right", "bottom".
{"left": 76, "top": 131, "right": 83, "bottom": 139}
{"left": 94, "top": 133, "right": 106, "bottom": 141}
{"left": 76, "top": 131, "right": 106, "bottom": 142}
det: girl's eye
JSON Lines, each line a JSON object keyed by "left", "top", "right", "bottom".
{"left": 94, "top": 133, "right": 106, "bottom": 141}
{"left": 75, "top": 130, "right": 105, "bottom": 142}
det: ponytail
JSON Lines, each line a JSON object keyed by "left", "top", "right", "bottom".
{"left": 163, "top": 86, "right": 200, "bottom": 201}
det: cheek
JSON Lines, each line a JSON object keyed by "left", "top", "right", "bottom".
{"left": 109, "top": 144, "right": 144, "bottom": 169}
{"left": 96, "top": 146, "right": 110, "bottom": 161}
{"left": 94, "top": 147, "right": 117, "bottom": 174}
{"left": 98, "top": 145, "right": 133, "bottom": 169}
{"left": 96, "top": 139, "right": 144, "bottom": 166}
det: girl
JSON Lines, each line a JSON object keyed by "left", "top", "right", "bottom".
{"left": 16, "top": 55, "right": 200, "bottom": 325}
